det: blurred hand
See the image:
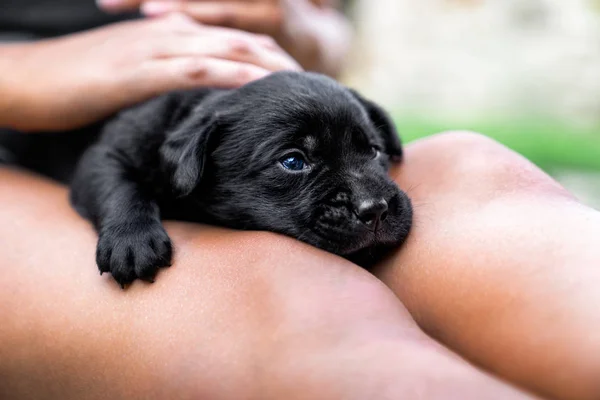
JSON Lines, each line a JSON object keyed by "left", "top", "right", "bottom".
{"left": 97, "top": 0, "right": 352, "bottom": 75}
{"left": 2, "top": 14, "right": 300, "bottom": 132}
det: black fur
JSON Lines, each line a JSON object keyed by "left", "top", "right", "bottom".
{"left": 1, "top": 72, "right": 412, "bottom": 286}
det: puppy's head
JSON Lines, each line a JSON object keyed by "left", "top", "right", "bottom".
{"left": 161, "top": 72, "right": 412, "bottom": 264}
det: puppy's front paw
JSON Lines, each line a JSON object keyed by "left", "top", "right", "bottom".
{"left": 96, "top": 222, "right": 173, "bottom": 288}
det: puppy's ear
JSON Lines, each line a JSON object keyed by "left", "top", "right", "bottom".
{"left": 160, "top": 114, "right": 217, "bottom": 197}
{"left": 350, "top": 89, "right": 403, "bottom": 163}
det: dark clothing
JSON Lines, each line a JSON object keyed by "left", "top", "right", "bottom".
{"left": 0, "top": 0, "right": 139, "bottom": 40}
{"left": 0, "top": 1, "right": 137, "bottom": 171}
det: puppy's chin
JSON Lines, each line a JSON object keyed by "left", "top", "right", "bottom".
{"left": 304, "top": 192, "right": 413, "bottom": 261}
{"left": 310, "top": 225, "right": 411, "bottom": 256}
{"left": 305, "top": 208, "right": 413, "bottom": 262}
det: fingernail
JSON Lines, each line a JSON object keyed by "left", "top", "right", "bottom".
{"left": 141, "top": 2, "right": 176, "bottom": 15}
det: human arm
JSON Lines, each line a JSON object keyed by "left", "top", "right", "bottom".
{"left": 0, "top": 14, "right": 300, "bottom": 132}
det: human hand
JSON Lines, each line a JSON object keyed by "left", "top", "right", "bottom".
{"left": 97, "top": 0, "right": 352, "bottom": 75}
{"left": 1, "top": 14, "right": 300, "bottom": 132}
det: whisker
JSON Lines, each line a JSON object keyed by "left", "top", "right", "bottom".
{"left": 410, "top": 201, "right": 432, "bottom": 209}
{"left": 402, "top": 183, "right": 423, "bottom": 196}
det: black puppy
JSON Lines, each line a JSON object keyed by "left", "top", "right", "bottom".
{"left": 3, "top": 72, "right": 412, "bottom": 286}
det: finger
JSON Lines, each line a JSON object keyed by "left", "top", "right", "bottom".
{"left": 153, "top": 12, "right": 205, "bottom": 34}
{"left": 97, "top": 0, "right": 144, "bottom": 12}
{"left": 99, "top": 0, "right": 278, "bottom": 13}
{"left": 183, "top": 24, "right": 283, "bottom": 51}
{"left": 153, "top": 32, "right": 300, "bottom": 72}
{"left": 138, "top": 57, "right": 273, "bottom": 94}
{"left": 141, "top": 2, "right": 282, "bottom": 36}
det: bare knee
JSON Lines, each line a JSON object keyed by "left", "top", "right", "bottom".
{"left": 397, "top": 131, "right": 572, "bottom": 202}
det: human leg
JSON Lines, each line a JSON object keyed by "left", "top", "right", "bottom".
{"left": 377, "top": 132, "right": 600, "bottom": 400}
{"left": 0, "top": 168, "right": 534, "bottom": 399}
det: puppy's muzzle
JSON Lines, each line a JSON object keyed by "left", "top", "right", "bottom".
{"left": 354, "top": 198, "right": 389, "bottom": 232}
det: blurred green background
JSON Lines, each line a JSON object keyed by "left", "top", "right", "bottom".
{"left": 342, "top": 0, "right": 600, "bottom": 208}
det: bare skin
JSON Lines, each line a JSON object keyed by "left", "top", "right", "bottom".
{"left": 0, "top": 5, "right": 584, "bottom": 399}
{"left": 0, "top": 14, "right": 300, "bottom": 132}
{"left": 0, "top": 166, "right": 534, "bottom": 400}
{"left": 376, "top": 132, "right": 600, "bottom": 400}
{"left": 97, "top": 0, "right": 352, "bottom": 76}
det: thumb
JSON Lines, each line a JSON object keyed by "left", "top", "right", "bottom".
{"left": 96, "top": 0, "right": 145, "bottom": 12}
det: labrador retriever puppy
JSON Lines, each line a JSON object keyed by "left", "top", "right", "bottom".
{"left": 2, "top": 71, "right": 412, "bottom": 287}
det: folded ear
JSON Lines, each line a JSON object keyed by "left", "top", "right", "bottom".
{"left": 160, "top": 114, "right": 217, "bottom": 197}
{"left": 350, "top": 89, "right": 404, "bottom": 163}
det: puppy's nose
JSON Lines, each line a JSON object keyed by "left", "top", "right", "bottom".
{"left": 355, "top": 199, "right": 388, "bottom": 230}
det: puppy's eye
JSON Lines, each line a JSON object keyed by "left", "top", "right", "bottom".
{"left": 371, "top": 146, "right": 381, "bottom": 159}
{"left": 280, "top": 155, "right": 308, "bottom": 171}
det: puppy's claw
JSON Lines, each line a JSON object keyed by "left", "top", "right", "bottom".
{"left": 96, "top": 224, "right": 172, "bottom": 287}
